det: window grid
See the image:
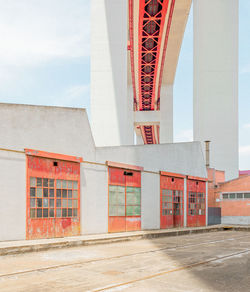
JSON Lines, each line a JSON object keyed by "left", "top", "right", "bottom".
{"left": 29, "top": 177, "right": 79, "bottom": 219}
{"left": 222, "top": 193, "right": 250, "bottom": 200}
{"left": 162, "top": 189, "right": 183, "bottom": 216}
{"left": 188, "top": 192, "right": 205, "bottom": 216}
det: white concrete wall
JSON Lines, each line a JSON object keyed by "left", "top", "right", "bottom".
{"left": 193, "top": 0, "right": 239, "bottom": 180}
{"left": 91, "top": 0, "right": 134, "bottom": 147}
{"left": 0, "top": 104, "right": 95, "bottom": 160}
{"left": 0, "top": 151, "right": 26, "bottom": 241}
{"left": 141, "top": 172, "right": 160, "bottom": 230}
{"left": 81, "top": 164, "right": 108, "bottom": 234}
{"left": 96, "top": 142, "right": 207, "bottom": 178}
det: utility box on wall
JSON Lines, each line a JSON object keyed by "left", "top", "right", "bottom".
{"left": 26, "top": 149, "right": 82, "bottom": 240}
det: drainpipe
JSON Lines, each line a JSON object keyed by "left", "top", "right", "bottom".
{"left": 205, "top": 140, "right": 211, "bottom": 168}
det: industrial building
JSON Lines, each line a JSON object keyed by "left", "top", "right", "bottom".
{"left": 0, "top": 104, "right": 207, "bottom": 241}
{"left": 0, "top": 0, "right": 240, "bottom": 241}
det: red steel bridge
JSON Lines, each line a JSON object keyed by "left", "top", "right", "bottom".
{"left": 129, "top": 0, "right": 190, "bottom": 144}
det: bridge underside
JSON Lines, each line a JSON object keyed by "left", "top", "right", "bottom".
{"left": 128, "top": 0, "right": 191, "bottom": 144}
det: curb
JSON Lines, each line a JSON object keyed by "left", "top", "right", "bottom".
{"left": 0, "top": 225, "right": 247, "bottom": 256}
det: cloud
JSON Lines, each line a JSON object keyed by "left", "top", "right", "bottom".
{"left": 52, "top": 84, "right": 90, "bottom": 109}
{"left": 243, "top": 124, "right": 250, "bottom": 129}
{"left": 0, "top": 0, "right": 90, "bottom": 67}
{"left": 240, "top": 145, "right": 250, "bottom": 155}
{"left": 175, "top": 129, "right": 193, "bottom": 142}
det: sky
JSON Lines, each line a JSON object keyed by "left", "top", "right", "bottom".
{"left": 0, "top": 1, "right": 249, "bottom": 170}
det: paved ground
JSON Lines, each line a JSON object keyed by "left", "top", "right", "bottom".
{"left": 0, "top": 230, "right": 249, "bottom": 291}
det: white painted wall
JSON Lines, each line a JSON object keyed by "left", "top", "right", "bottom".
{"left": 0, "top": 151, "right": 26, "bottom": 241}
{"left": 193, "top": 0, "right": 239, "bottom": 180}
{"left": 81, "top": 164, "right": 108, "bottom": 234}
{"left": 91, "top": 0, "right": 134, "bottom": 147}
{"left": 96, "top": 142, "right": 207, "bottom": 178}
{"left": 141, "top": 172, "right": 160, "bottom": 230}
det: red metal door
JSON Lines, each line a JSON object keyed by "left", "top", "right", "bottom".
{"left": 187, "top": 178, "right": 206, "bottom": 227}
{"left": 160, "top": 173, "right": 184, "bottom": 229}
{"left": 108, "top": 167, "right": 141, "bottom": 233}
{"left": 26, "top": 152, "right": 81, "bottom": 240}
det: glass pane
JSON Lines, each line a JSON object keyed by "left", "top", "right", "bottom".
{"left": 56, "top": 208, "right": 61, "bottom": 217}
{"left": 237, "top": 193, "right": 243, "bottom": 199}
{"left": 73, "top": 200, "right": 78, "bottom": 208}
{"left": 37, "top": 208, "right": 42, "bottom": 218}
{"left": 62, "top": 189, "right": 67, "bottom": 198}
{"left": 43, "top": 178, "right": 48, "bottom": 188}
{"left": 109, "top": 206, "right": 116, "bottom": 216}
{"left": 229, "top": 193, "right": 235, "bottom": 199}
{"left": 49, "top": 209, "right": 54, "bottom": 217}
{"left": 68, "top": 199, "right": 72, "bottom": 208}
{"left": 68, "top": 181, "right": 73, "bottom": 188}
{"left": 73, "top": 208, "right": 78, "bottom": 217}
{"left": 37, "top": 178, "right": 42, "bottom": 187}
{"left": 117, "top": 192, "right": 125, "bottom": 205}
{"left": 49, "top": 189, "right": 54, "bottom": 197}
{"left": 49, "top": 179, "right": 54, "bottom": 188}
{"left": 62, "top": 199, "right": 67, "bottom": 208}
{"left": 126, "top": 206, "right": 134, "bottom": 216}
{"left": 56, "top": 180, "right": 61, "bottom": 188}
{"left": 43, "top": 209, "right": 48, "bottom": 218}
{"left": 127, "top": 192, "right": 140, "bottom": 205}
{"left": 30, "top": 198, "right": 36, "bottom": 208}
{"left": 167, "top": 203, "right": 172, "bottom": 209}
{"left": 68, "top": 190, "right": 72, "bottom": 198}
{"left": 62, "top": 208, "right": 67, "bottom": 217}
{"left": 37, "top": 188, "right": 43, "bottom": 198}
{"left": 134, "top": 205, "right": 141, "bottom": 216}
{"left": 30, "top": 209, "right": 36, "bottom": 218}
{"left": 62, "top": 180, "right": 67, "bottom": 189}
{"left": 68, "top": 208, "right": 72, "bottom": 217}
{"left": 49, "top": 199, "right": 54, "bottom": 207}
{"left": 244, "top": 193, "right": 250, "bottom": 199}
{"left": 73, "top": 181, "right": 78, "bottom": 189}
{"left": 56, "top": 199, "right": 61, "bottom": 207}
{"left": 109, "top": 192, "right": 117, "bottom": 205}
{"left": 43, "top": 198, "right": 48, "bottom": 208}
{"left": 37, "top": 198, "right": 42, "bottom": 207}
{"left": 30, "top": 187, "right": 36, "bottom": 197}
{"left": 43, "top": 188, "right": 48, "bottom": 197}
{"left": 73, "top": 190, "right": 78, "bottom": 199}
{"left": 117, "top": 205, "right": 125, "bottom": 216}
{"left": 56, "top": 189, "right": 61, "bottom": 198}
{"left": 30, "top": 177, "right": 36, "bottom": 187}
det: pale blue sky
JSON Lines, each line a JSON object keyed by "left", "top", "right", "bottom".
{"left": 0, "top": 1, "right": 249, "bottom": 169}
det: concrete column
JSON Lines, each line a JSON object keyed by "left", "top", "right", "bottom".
{"left": 91, "top": 0, "right": 134, "bottom": 147}
{"left": 193, "top": 0, "right": 239, "bottom": 180}
{"left": 136, "top": 133, "right": 144, "bottom": 145}
{"left": 160, "top": 85, "right": 173, "bottom": 144}
{"left": 184, "top": 177, "right": 187, "bottom": 227}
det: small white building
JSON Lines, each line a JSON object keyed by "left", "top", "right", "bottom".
{"left": 0, "top": 104, "right": 207, "bottom": 241}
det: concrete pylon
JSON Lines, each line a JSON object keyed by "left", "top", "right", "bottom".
{"left": 193, "top": 0, "right": 239, "bottom": 180}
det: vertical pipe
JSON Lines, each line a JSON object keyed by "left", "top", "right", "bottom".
{"left": 205, "top": 140, "right": 210, "bottom": 168}
{"left": 184, "top": 177, "right": 187, "bottom": 227}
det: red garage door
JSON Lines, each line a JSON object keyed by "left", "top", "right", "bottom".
{"left": 108, "top": 164, "right": 142, "bottom": 233}
{"left": 187, "top": 177, "right": 206, "bottom": 227}
{"left": 26, "top": 149, "right": 82, "bottom": 240}
{"left": 160, "top": 172, "right": 185, "bottom": 229}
